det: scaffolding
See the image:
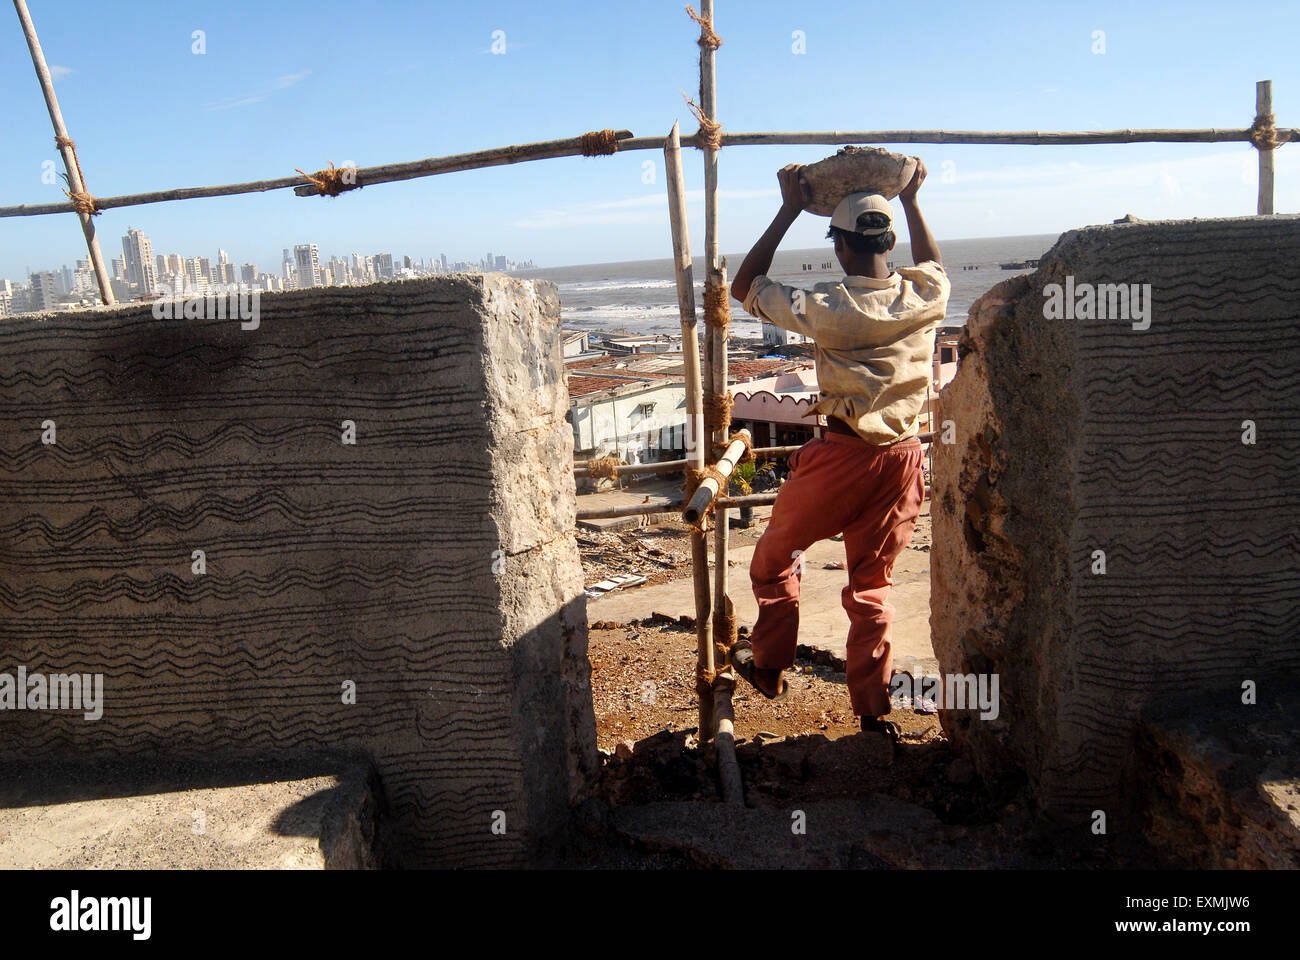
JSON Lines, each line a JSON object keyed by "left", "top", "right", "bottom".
{"left": 6, "top": 0, "right": 1291, "bottom": 804}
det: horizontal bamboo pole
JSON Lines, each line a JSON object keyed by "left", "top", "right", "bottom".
{"left": 0, "top": 130, "right": 635, "bottom": 218}
{"left": 4, "top": 124, "right": 1293, "bottom": 219}
{"left": 576, "top": 481, "right": 936, "bottom": 521}
{"left": 573, "top": 443, "right": 808, "bottom": 478}
{"left": 617, "top": 126, "right": 1296, "bottom": 151}
{"left": 682, "top": 432, "right": 751, "bottom": 527}
{"left": 577, "top": 499, "right": 682, "bottom": 520}
{"left": 573, "top": 434, "right": 933, "bottom": 479}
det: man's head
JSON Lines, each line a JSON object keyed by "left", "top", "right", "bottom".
{"left": 827, "top": 192, "right": 896, "bottom": 275}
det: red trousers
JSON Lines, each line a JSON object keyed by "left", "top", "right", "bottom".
{"left": 749, "top": 432, "right": 925, "bottom": 717}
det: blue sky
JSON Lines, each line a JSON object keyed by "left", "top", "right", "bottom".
{"left": 1, "top": 0, "right": 1296, "bottom": 280}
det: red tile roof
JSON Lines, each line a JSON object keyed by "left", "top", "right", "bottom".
{"left": 567, "top": 374, "right": 648, "bottom": 397}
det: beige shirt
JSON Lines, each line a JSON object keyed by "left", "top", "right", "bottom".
{"left": 741, "top": 262, "right": 950, "bottom": 445}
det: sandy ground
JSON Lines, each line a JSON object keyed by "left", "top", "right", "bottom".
{"left": 575, "top": 487, "right": 1171, "bottom": 868}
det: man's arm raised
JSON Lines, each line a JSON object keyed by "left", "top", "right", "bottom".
{"left": 732, "top": 164, "right": 810, "bottom": 303}
{"left": 899, "top": 159, "right": 941, "bottom": 267}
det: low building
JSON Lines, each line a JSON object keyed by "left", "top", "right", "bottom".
{"left": 730, "top": 367, "right": 825, "bottom": 448}
{"left": 567, "top": 372, "right": 688, "bottom": 464}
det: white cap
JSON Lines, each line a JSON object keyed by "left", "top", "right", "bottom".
{"left": 830, "top": 192, "right": 894, "bottom": 236}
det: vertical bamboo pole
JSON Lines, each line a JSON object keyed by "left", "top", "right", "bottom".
{"left": 665, "top": 121, "right": 714, "bottom": 738}
{"left": 699, "top": 0, "right": 734, "bottom": 703}
{"left": 13, "top": 0, "right": 115, "bottom": 305}
{"left": 1257, "top": 80, "right": 1275, "bottom": 216}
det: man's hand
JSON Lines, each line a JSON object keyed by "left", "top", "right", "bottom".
{"left": 899, "top": 158, "right": 927, "bottom": 204}
{"left": 777, "top": 163, "right": 811, "bottom": 214}
{"left": 897, "top": 157, "right": 941, "bottom": 266}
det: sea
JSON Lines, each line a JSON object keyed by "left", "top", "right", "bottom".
{"left": 520, "top": 233, "right": 1059, "bottom": 340}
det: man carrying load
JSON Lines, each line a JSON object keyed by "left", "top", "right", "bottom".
{"left": 729, "top": 159, "right": 948, "bottom": 741}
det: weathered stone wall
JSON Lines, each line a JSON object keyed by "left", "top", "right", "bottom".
{"left": 931, "top": 215, "right": 1300, "bottom": 826}
{"left": 0, "top": 275, "right": 598, "bottom": 867}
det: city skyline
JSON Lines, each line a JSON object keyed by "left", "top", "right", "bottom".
{"left": 0, "top": 223, "right": 538, "bottom": 314}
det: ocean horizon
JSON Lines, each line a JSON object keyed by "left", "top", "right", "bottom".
{"left": 520, "top": 232, "right": 1060, "bottom": 339}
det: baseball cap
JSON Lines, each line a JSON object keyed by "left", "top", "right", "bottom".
{"left": 830, "top": 192, "right": 894, "bottom": 236}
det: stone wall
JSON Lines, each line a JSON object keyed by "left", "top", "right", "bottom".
{"left": 0, "top": 275, "right": 598, "bottom": 867}
{"left": 931, "top": 215, "right": 1300, "bottom": 826}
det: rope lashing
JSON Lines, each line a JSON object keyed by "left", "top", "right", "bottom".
{"left": 295, "top": 162, "right": 362, "bottom": 197}
{"left": 703, "top": 391, "right": 733, "bottom": 438}
{"left": 682, "top": 463, "right": 729, "bottom": 531}
{"left": 713, "top": 595, "right": 739, "bottom": 664}
{"left": 685, "top": 5, "right": 722, "bottom": 49}
{"left": 1250, "top": 112, "right": 1282, "bottom": 151}
{"left": 721, "top": 430, "right": 754, "bottom": 465}
{"left": 702, "top": 280, "right": 730, "bottom": 332}
{"left": 54, "top": 135, "right": 100, "bottom": 216}
{"left": 684, "top": 96, "right": 722, "bottom": 152}
{"left": 579, "top": 129, "right": 621, "bottom": 156}
{"left": 585, "top": 456, "right": 624, "bottom": 481}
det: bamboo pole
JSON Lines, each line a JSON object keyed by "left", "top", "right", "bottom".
{"left": 12, "top": 0, "right": 114, "bottom": 304}
{"left": 0, "top": 130, "right": 635, "bottom": 218}
{"left": 574, "top": 437, "right": 931, "bottom": 479}
{"left": 1258, "top": 81, "right": 1275, "bottom": 216}
{"left": 696, "top": 2, "right": 738, "bottom": 725}
{"left": 616, "top": 127, "right": 1297, "bottom": 151}
{"left": 576, "top": 483, "right": 939, "bottom": 522}
{"left": 711, "top": 677, "right": 744, "bottom": 805}
{"left": 683, "top": 431, "right": 751, "bottom": 527}
{"left": 6, "top": 128, "right": 1295, "bottom": 220}
{"left": 665, "top": 121, "right": 714, "bottom": 738}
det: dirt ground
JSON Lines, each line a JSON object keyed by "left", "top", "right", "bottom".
{"left": 577, "top": 509, "right": 1171, "bottom": 868}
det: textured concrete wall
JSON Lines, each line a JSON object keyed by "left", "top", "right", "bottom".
{"left": 931, "top": 215, "right": 1300, "bottom": 823}
{"left": 0, "top": 275, "right": 598, "bottom": 867}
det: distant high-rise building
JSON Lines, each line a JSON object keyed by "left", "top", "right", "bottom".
{"left": 217, "top": 249, "right": 229, "bottom": 265}
{"left": 403, "top": 255, "right": 413, "bottom": 270}
{"left": 328, "top": 257, "right": 350, "bottom": 285}
{"left": 184, "top": 257, "right": 209, "bottom": 290}
{"left": 440, "top": 253, "right": 448, "bottom": 271}
{"left": 121, "top": 229, "right": 157, "bottom": 294}
{"left": 111, "top": 258, "right": 126, "bottom": 282}
{"left": 58, "top": 264, "right": 73, "bottom": 294}
{"left": 373, "top": 253, "right": 394, "bottom": 279}
{"left": 165, "top": 254, "right": 184, "bottom": 275}
{"left": 241, "top": 263, "right": 258, "bottom": 285}
{"left": 495, "top": 255, "right": 507, "bottom": 271}
{"left": 29, "top": 271, "right": 58, "bottom": 311}
{"left": 155, "top": 254, "right": 167, "bottom": 276}
{"left": 293, "top": 244, "right": 320, "bottom": 288}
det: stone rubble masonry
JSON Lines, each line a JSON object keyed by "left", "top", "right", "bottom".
{"left": 931, "top": 215, "right": 1300, "bottom": 826}
{"left": 0, "top": 274, "right": 598, "bottom": 868}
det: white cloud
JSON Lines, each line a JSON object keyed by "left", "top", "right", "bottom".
{"left": 204, "top": 69, "right": 310, "bottom": 111}
{"left": 49, "top": 65, "right": 75, "bottom": 81}
{"left": 274, "top": 70, "right": 311, "bottom": 89}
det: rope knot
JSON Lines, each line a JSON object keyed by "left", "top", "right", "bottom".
{"left": 585, "top": 456, "right": 624, "bottom": 482}
{"left": 1250, "top": 112, "right": 1281, "bottom": 151}
{"left": 684, "top": 96, "right": 722, "bottom": 151}
{"left": 295, "top": 162, "right": 362, "bottom": 197}
{"left": 685, "top": 5, "right": 722, "bottom": 49}
{"left": 579, "top": 129, "right": 620, "bottom": 156}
